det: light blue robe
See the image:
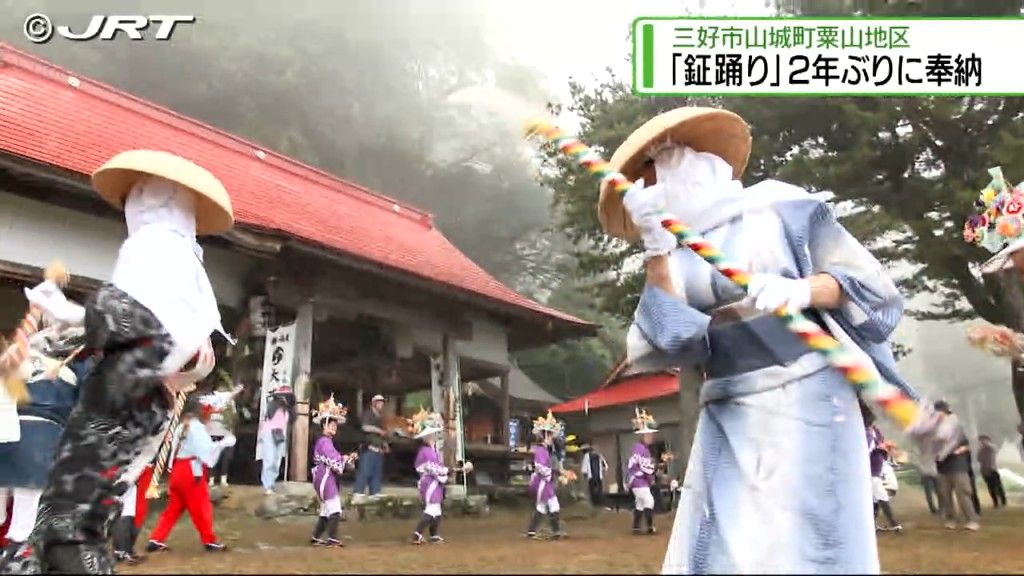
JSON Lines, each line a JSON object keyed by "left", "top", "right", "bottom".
{"left": 636, "top": 192, "right": 919, "bottom": 575}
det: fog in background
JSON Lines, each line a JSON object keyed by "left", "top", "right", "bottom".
{"left": 0, "top": 0, "right": 1019, "bottom": 450}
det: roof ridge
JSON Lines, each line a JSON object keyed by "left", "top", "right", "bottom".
{"left": 0, "top": 43, "right": 434, "bottom": 229}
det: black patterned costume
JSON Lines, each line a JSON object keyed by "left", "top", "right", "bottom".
{"left": 3, "top": 286, "right": 173, "bottom": 574}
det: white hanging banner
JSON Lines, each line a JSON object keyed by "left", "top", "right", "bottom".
{"left": 255, "top": 322, "right": 296, "bottom": 461}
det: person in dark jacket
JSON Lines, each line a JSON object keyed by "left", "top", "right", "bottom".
{"left": 977, "top": 435, "right": 1007, "bottom": 508}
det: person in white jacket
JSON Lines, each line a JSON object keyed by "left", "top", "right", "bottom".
{"left": 580, "top": 446, "right": 609, "bottom": 508}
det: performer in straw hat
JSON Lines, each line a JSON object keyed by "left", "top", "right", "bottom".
{"left": 0, "top": 325, "right": 89, "bottom": 568}
{"left": 627, "top": 409, "right": 659, "bottom": 536}
{"left": 4, "top": 150, "right": 235, "bottom": 574}
{"left": 525, "top": 411, "right": 566, "bottom": 540}
{"left": 602, "top": 108, "right": 922, "bottom": 574}
{"left": 409, "top": 408, "right": 450, "bottom": 545}
{"left": 309, "top": 394, "right": 357, "bottom": 548}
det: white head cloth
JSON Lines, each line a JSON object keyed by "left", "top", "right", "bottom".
{"left": 651, "top": 145, "right": 815, "bottom": 233}
{"left": 111, "top": 176, "right": 230, "bottom": 374}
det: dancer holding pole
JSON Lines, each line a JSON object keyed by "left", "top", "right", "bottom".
{"left": 527, "top": 107, "right": 930, "bottom": 574}
{"left": 4, "top": 150, "right": 234, "bottom": 574}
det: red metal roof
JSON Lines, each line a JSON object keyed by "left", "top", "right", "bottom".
{"left": 549, "top": 372, "right": 678, "bottom": 414}
{"left": 0, "top": 44, "right": 589, "bottom": 329}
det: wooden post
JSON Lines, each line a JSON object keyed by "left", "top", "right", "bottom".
{"left": 440, "top": 335, "right": 466, "bottom": 496}
{"left": 675, "top": 365, "right": 703, "bottom": 480}
{"left": 289, "top": 302, "right": 314, "bottom": 482}
{"left": 429, "top": 355, "right": 444, "bottom": 415}
{"left": 500, "top": 372, "right": 511, "bottom": 445}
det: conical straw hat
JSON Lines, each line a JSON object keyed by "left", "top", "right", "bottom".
{"left": 598, "top": 107, "right": 751, "bottom": 241}
{"left": 92, "top": 150, "right": 234, "bottom": 235}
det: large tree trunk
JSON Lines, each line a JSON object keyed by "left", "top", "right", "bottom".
{"left": 996, "top": 270, "right": 1024, "bottom": 424}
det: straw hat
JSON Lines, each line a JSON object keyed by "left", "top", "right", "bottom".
{"left": 598, "top": 107, "right": 751, "bottom": 241}
{"left": 92, "top": 150, "right": 234, "bottom": 235}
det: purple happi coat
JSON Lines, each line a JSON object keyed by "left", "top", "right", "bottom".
{"left": 528, "top": 444, "right": 556, "bottom": 502}
{"left": 627, "top": 442, "right": 655, "bottom": 490}
{"left": 415, "top": 444, "right": 448, "bottom": 505}
{"left": 311, "top": 435, "right": 350, "bottom": 501}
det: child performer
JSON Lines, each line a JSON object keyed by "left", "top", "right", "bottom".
{"left": 199, "top": 383, "right": 244, "bottom": 488}
{"left": 8, "top": 150, "right": 234, "bottom": 574}
{"left": 526, "top": 411, "right": 566, "bottom": 540}
{"left": 628, "top": 409, "right": 659, "bottom": 536}
{"left": 409, "top": 408, "right": 450, "bottom": 545}
{"left": 146, "top": 404, "right": 235, "bottom": 553}
{"left": 310, "top": 395, "right": 356, "bottom": 548}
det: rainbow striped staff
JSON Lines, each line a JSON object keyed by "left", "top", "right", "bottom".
{"left": 146, "top": 390, "right": 188, "bottom": 499}
{"left": 0, "top": 261, "right": 70, "bottom": 405}
{"left": 525, "top": 118, "right": 920, "bottom": 429}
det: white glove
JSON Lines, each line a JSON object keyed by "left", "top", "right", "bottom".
{"left": 24, "top": 281, "right": 85, "bottom": 327}
{"left": 747, "top": 273, "right": 812, "bottom": 314}
{"left": 622, "top": 179, "right": 677, "bottom": 259}
{"left": 218, "top": 434, "right": 237, "bottom": 448}
{"left": 164, "top": 339, "right": 216, "bottom": 393}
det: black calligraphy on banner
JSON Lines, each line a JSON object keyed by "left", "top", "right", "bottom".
{"left": 669, "top": 52, "right": 983, "bottom": 90}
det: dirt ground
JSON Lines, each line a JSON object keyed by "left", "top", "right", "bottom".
{"left": 121, "top": 487, "right": 1024, "bottom": 574}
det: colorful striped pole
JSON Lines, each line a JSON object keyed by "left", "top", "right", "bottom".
{"left": 526, "top": 118, "right": 920, "bottom": 429}
{"left": 1, "top": 261, "right": 70, "bottom": 404}
{"left": 146, "top": 390, "right": 188, "bottom": 499}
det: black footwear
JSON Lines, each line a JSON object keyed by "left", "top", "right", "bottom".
{"left": 526, "top": 531, "right": 541, "bottom": 540}
{"left": 146, "top": 540, "right": 168, "bottom": 553}
{"left": 411, "top": 532, "right": 426, "bottom": 545}
{"left": 204, "top": 542, "right": 228, "bottom": 552}
{"left": 114, "top": 551, "right": 146, "bottom": 565}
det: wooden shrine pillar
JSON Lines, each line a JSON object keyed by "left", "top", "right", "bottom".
{"left": 289, "top": 302, "right": 314, "bottom": 481}
{"left": 500, "top": 371, "right": 511, "bottom": 445}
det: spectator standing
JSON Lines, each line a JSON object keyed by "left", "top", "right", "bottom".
{"left": 977, "top": 435, "right": 1007, "bottom": 509}
{"left": 580, "top": 446, "right": 608, "bottom": 508}
{"left": 353, "top": 394, "right": 388, "bottom": 501}
{"left": 932, "top": 401, "right": 980, "bottom": 531}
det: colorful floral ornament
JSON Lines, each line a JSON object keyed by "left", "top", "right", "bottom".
{"left": 963, "top": 167, "right": 1024, "bottom": 255}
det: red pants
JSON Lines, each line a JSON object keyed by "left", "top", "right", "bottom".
{"left": 0, "top": 496, "right": 12, "bottom": 547}
{"left": 149, "top": 459, "right": 217, "bottom": 545}
{"left": 134, "top": 465, "right": 154, "bottom": 529}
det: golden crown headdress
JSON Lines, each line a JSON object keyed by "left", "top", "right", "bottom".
{"left": 632, "top": 407, "right": 658, "bottom": 433}
{"left": 312, "top": 393, "right": 348, "bottom": 424}
{"left": 532, "top": 410, "right": 562, "bottom": 435}
{"left": 410, "top": 406, "right": 444, "bottom": 438}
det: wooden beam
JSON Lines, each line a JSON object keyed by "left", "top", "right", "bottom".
{"left": 500, "top": 371, "right": 511, "bottom": 446}
{"left": 289, "top": 302, "right": 314, "bottom": 482}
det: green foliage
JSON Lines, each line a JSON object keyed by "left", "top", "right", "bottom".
{"left": 543, "top": 2, "right": 1024, "bottom": 331}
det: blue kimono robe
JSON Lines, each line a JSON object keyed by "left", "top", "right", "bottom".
{"left": 641, "top": 188, "right": 919, "bottom": 575}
